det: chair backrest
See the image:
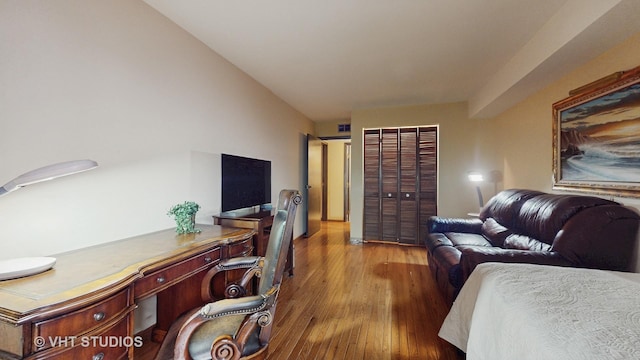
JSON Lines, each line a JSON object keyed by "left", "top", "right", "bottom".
{"left": 258, "top": 189, "right": 302, "bottom": 295}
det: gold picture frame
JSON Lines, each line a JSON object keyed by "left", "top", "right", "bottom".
{"left": 552, "top": 65, "right": 640, "bottom": 198}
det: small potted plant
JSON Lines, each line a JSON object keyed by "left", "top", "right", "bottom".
{"left": 167, "top": 201, "right": 201, "bottom": 234}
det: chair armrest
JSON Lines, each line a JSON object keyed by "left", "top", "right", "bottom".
{"left": 174, "top": 287, "right": 279, "bottom": 359}
{"left": 219, "top": 256, "right": 263, "bottom": 270}
{"left": 200, "top": 286, "right": 277, "bottom": 318}
{"left": 427, "top": 216, "right": 483, "bottom": 234}
{"left": 458, "top": 246, "right": 573, "bottom": 283}
{"left": 201, "top": 256, "right": 265, "bottom": 301}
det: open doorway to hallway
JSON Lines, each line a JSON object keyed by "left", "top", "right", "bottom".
{"left": 324, "top": 139, "right": 351, "bottom": 222}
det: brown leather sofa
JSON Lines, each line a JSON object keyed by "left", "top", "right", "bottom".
{"left": 426, "top": 189, "right": 640, "bottom": 304}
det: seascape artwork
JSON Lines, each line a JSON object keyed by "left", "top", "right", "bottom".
{"left": 559, "top": 83, "right": 640, "bottom": 183}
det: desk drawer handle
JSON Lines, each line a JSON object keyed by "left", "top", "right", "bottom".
{"left": 93, "top": 352, "right": 105, "bottom": 360}
{"left": 93, "top": 312, "right": 105, "bottom": 321}
{"left": 157, "top": 276, "right": 166, "bottom": 284}
{"left": 204, "top": 256, "right": 212, "bottom": 263}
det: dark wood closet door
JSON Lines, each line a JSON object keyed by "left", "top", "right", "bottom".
{"left": 419, "top": 128, "right": 438, "bottom": 242}
{"left": 363, "top": 126, "right": 438, "bottom": 245}
{"left": 381, "top": 129, "right": 399, "bottom": 241}
{"left": 399, "top": 128, "right": 418, "bottom": 244}
{"left": 363, "top": 130, "right": 381, "bottom": 240}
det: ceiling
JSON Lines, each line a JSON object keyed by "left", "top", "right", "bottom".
{"left": 142, "top": 0, "right": 640, "bottom": 121}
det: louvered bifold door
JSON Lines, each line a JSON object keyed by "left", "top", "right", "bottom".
{"left": 363, "top": 126, "right": 438, "bottom": 244}
{"left": 419, "top": 127, "right": 438, "bottom": 242}
{"left": 363, "top": 130, "right": 381, "bottom": 240}
{"left": 399, "top": 128, "right": 418, "bottom": 244}
{"left": 380, "top": 129, "right": 399, "bottom": 241}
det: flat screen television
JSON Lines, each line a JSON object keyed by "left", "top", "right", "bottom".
{"left": 221, "top": 153, "right": 271, "bottom": 213}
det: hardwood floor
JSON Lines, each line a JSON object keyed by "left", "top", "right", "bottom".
{"left": 266, "top": 221, "right": 460, "bottom": 360}
{"left": 136, "top": 221, "right": 462, "bottom": 359}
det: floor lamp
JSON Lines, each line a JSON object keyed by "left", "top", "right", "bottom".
{"left": 468, "top": 171, "right": 484, "bottom": 210}
{"left": 0, "top": 159, "right": 98, "bottom": 280}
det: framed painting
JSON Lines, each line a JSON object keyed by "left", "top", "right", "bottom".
{"left": 552, "top": 65, "right": 640, "bottom": 198}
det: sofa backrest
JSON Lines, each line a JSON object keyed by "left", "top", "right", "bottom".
{"left": 462, "top": 188, "right": 640, "bottom": 271}
{"left": 479, "top": 189, "right": 544, "bottom": 229}
{"left": 516, "top": 193, "right": 617, "bottom": 245}
{"left": 479, "top": 189, "right": 639, "bottom": 267}
{"left": 551, "top": 204, "right": 640, "bottom": 271}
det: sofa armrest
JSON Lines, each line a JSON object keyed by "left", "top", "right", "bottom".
{"left": 427, "top": 216, "right": 483, "bottom": 234}
{"left": 458, "top": 246, "right": 573, "bottom": 282}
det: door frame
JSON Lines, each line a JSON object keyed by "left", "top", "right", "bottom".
{"left": 317, "top": 136, "right": 351, "bottom": 223}
{"left": 322, "top": 143, "right": 328, "bottom": 221}
{"left": 343, "top": 142, "right": 351, "bottom": 222}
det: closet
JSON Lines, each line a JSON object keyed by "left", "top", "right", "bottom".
{"left": 363, "top": 126, "right": 437, "bottom": 245}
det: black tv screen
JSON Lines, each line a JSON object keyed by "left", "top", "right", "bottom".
{"left": 221, "top": 154, "right": 271, "bottom": 212}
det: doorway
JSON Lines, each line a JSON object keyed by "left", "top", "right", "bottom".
{"left": 321, "top": 139, "right": 351, "bottom": 222}
{"left": 306, "top": 137, "right": 352, "bottom": 232}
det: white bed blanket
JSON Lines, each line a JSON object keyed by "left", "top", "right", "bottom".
{"left": 439, "top": 262, "right": 640, "bottom": 360}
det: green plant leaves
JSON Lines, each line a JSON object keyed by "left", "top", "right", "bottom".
{"left": 167, "top": 201, "right": 201, "bottom": 234}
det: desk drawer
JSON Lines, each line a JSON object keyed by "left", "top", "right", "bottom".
{"left": 34, "top": 288, "right": 131, "bottom": 345}
{"left": 228, "top": 237, "right": 253, "bottom": 258}
{"left": 43, "top": 314, "right": 130, "bottom": 360}
{"left": 134, "top": 247, "right": 220, "bottom": 299}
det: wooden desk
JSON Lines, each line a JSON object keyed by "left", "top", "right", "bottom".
{"left": 0, "top": 225, "right": 254, "bottom": 360}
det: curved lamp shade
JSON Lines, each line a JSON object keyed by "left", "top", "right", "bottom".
{"left": 0, "top": 159, "right": 98, "bottom": 197}
{"left": 0, "top": 159, "right": 98, "bottom": 280}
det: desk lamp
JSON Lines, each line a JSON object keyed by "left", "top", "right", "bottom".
{"left": 0, "top": 159, "right": 98, "bottom": 280}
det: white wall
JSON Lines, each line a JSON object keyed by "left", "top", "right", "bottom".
{"left": 350, "top": 102, "right": 474, "bottom": 242}
{"left": 0, "top": 0, "right": 314, "bottom": 260}
{"left": 480, "top": 30, "right": 640, "bottom": 272}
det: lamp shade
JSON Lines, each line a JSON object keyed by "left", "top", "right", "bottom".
{"left": 0, "top": 159, "right": 98, "bottom": 197}
{"left": 0, "top": 159, "right": 98, "bottom": 280}
{"left": 468, "top": 172, "right": 484, "bottom": 182}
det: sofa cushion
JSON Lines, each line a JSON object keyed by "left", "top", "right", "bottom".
{"left": 430, "top": 245, "right": 464, "bottom": 288}
{"left": 481, "top": 217, "right": 512, "bottom": 247}
{"left": 425, "top": 232, "right": 453, "bottom": 251}
{"left": 444, "top": 232, "right": 492, "bottom": 247}
{"left": 503, "top": 234, "right": 552, "bottom": 252}
{"left": 427, "top": 216, "right": 482, "bottom": 234}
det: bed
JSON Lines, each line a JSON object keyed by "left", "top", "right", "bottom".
{"left": 438, "top": 262, "right": 640, "bottom": 360}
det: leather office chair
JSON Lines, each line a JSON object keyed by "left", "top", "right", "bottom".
{"left": 155, "top": 189, "right": 302, "bottom": 360}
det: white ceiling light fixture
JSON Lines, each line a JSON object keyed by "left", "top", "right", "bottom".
{"left": 0, "top": 159, "right": 98, "bottom": 281}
